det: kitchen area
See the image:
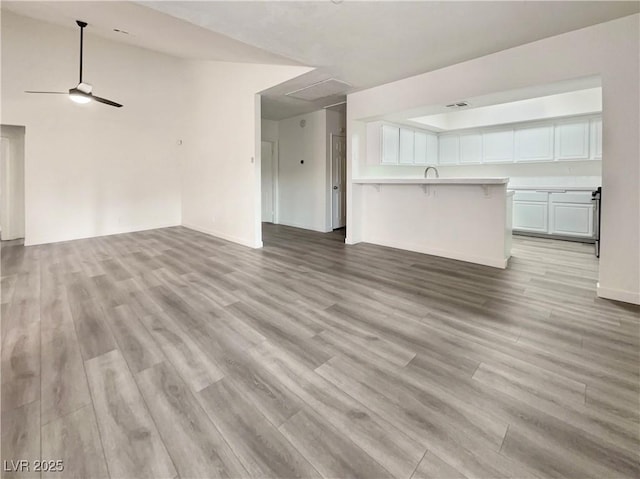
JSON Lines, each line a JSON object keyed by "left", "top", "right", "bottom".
{"left": 351, "top": 85, "right": 602, "bottom": 268}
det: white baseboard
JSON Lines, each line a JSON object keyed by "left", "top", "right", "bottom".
{"left": 25, "top": 221, "right": 181, "bottom": 246}
{"left": 182, "top": 223, "right": 261, "bottom": 249}
{"left": 597, "top": 283, "right": 640, "bottom": 305}
{"left": 276, "top": 220, "right": 331, "bottom": 233}
{"left": 364, "top": 236, "right": 508, "bottom": 269}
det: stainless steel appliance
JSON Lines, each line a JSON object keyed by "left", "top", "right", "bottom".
{"left": 592, "top": 187, "right": 601, "bottom": 257}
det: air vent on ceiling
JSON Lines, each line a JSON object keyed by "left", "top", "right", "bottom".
{"left": 286, "top": 78, "right": 351, "bottom": 101}
{"left": 446, "top": 101, "right": 469, "bottom": 108}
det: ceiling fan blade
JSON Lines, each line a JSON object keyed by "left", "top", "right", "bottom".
{"left": 24, "top": 91, "right": 67, "bottom": 94}
{"left": 92, "top": 95, "right": 123, "bottom": 108}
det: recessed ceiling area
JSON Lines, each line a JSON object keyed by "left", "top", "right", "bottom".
{"left": 409, "top": 87, "right": 603, "bottom": 132}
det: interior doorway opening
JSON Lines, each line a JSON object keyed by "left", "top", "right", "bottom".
{"left": 261, "top": 140, "right": 277, "bottom": 224}
{"left": 0, "top": 125, "right": 26, "bottom": 242}
{"left": 330, "top": 133, "right": 346, "bottom": 230}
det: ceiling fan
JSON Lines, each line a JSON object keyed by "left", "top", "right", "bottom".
{"left": 25, "top": 20, "right": 123, "bottom": 108}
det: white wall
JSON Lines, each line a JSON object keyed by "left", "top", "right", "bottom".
{"left": 1, "top": 12, "right": 186, "bottom": 245}
{"left": 277, "top": 110, "right": 329, "bottom": 232}
{"left": 180, "top": 61, "right": 312, "bottom": 247}
{"left": 261, "top": 119, "right": 279, "bottom": 142}
{"left": 347, "top": 14, "right": 640, "bottom": 304}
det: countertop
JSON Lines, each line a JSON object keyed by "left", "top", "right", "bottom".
{"left": 507, "top": 185, "right": 599, "bottom": 191}
{"left": 352, "top": 177, "right": 509, "bottom": 185}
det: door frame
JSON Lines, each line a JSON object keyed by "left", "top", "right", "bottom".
{"left": 0, "top": 126, "right": 26, "bottom": 241}
{"left": 261, "top": 139, "right": 278, "bottom": 224}
{"left": 329, "top": 133, "right": 346, "bottom": 230}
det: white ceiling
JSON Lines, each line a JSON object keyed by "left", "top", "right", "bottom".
{"left": 141, "top": 1, "right": 639, "bottom": 119}
{"left": 4, "top": 1, "right": 639, "bottom": 120}
{"left": 1, "top": 1, "right": 300, "bottom": 65}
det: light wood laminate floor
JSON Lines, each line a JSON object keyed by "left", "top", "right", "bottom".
{"left": 1, "top": 224, "right": 638, "bottom": 479}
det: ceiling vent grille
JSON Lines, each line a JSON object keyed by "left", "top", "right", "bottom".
{"left": 446, "top": 101, "right": 469, "bottom": 108}
{"left": 285, "top": 78, "right": 351, "bottom": 101}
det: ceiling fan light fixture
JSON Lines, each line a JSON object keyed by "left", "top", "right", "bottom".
{"left": 69, "top": 88, "right": 92, "bottom": 104}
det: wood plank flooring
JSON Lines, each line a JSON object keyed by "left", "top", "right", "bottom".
{"left": 1, "top": 224, "right": 638, "bottom": 478}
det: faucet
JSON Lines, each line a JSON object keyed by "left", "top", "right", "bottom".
{"left": 424, "top": 166, "right": 439, "bottom": 178}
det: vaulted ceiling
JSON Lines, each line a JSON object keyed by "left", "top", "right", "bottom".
{"left": 4, "top": 1, "right": 639, "bottom": 119}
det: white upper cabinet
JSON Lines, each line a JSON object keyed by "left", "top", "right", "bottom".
{"left": 381, "top": 125, "right": 400, "bottom": 164}
{"left": 459, "top": 133, "right": 482, "bottom": 164}
{"left": 482, "top": 129, "right": 514, "bottom": 163}
{"left": 399, "top": 128, "right": 415, "bottom": 165}
{"left": 590, "top": 118, "right": 603, "bottom": 159}
{"left": 555, "top": 120, "right": 590, "bottom": 160}
{"left": 368, "top": 114, "right": 600, "bottom": 167}
{"left": 414, "top": 131, "right": 428, "bottom": 165}
{"left": 514, "top": 125, "right": 554, "bottom": 162}
{"left": 426, "top": 133, "right": 438, "bottom": 164}
{"left": 438, "top": 135, "right": 459, "bottom": 165}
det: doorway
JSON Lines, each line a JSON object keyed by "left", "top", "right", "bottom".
{"left": 0, "top": 125, "right": 26, "bottom": 241}
{"left": 331, "top": 134, "right": 346, "bottom": 229}
{"left": 261, "top": 140, "right": 277, "bottom": 223}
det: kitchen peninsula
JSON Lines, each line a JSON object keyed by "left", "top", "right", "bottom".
{"left": 350, "top": 178, "right": 513, "bottom": 268}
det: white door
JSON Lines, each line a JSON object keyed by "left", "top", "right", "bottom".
{"left": 0, "top": 128, "right": 25, "bottom": 241}
{"left": 0, "top": 137, "right": 5, "bottom": 236}
{"left": 261, "top": 141, "right": 274, "bottom": 222}
{"left": 331, "top": 135, "right": 346, "bottom": 229}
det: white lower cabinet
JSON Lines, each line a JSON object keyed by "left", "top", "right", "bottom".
{"left": 512, "top": 191, "right": 549, "bottom": 233}
{"left": 512, "top": 190, "right": 594, "bottom": 238}
{"left": 548, "top": 192, "right": 594, "bottom": 237}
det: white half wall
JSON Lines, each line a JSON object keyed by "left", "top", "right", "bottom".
{"left": 180, "top": 61, "right": 312, "bottom": 248}
{"left": 1, "top": 12, "right": 186, "bottom": 245}
{"left": 347, "top": 14, "right": 640, "bottom": 304}
{"left": 360, "top": 183, "right": 510, "bottom": 268}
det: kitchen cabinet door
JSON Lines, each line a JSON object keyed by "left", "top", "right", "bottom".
{"left": 482, "top": 129, "right": 514, "bottom": 163}
{"left": 438, "top": 135, "right": 459, "bottom": 165}
{"left": 381, "top": 125, "right": 400, "bottom": 164}
{"left": 548, "top": 192, "right": 594, "bottom": 237}
{"left": 555, "top": 120, "right": 590, "bottom": 160}
{"left": 414, "top": 131, "right": 428, "bottom": 165}
{"left": 515, "top": 125, "right": 554, "bottom": 162}
{"left": 399, "top": 128, "right": 415, "bottom": 164}
{"left": 459, "top": 133, "right": 482, "bottom": 164}
{"left": 513, "top": 201, "right": 549, "bottom": 233}
{"left": 426, "top": 133, "right": 438, "bottom": 164}
{"left": 590, "top": 118, "right": 602, "bottom": 160}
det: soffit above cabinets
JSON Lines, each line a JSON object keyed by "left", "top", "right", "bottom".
{"left": 410, "top": 88, "right": 602, "bottom": 132}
